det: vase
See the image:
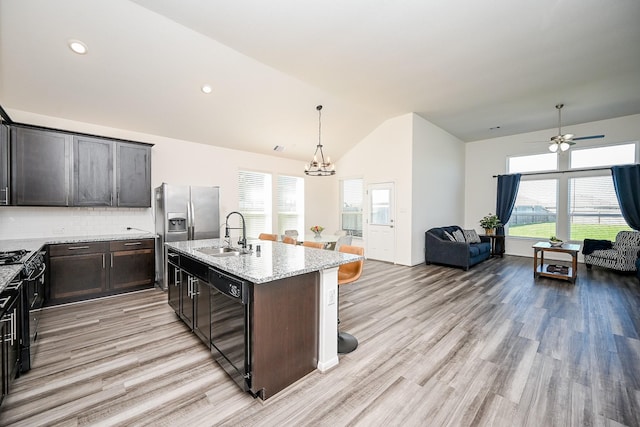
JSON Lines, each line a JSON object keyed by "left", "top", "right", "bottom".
{"left": 313, "top": 231, "right": 322, "bottom": 239}
{"left": 485, "top": 228, "right": 495, "bottom": 236}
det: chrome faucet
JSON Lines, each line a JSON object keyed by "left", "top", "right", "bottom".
{"left": 225, "top": 211, "right": 247, "bottom": 249}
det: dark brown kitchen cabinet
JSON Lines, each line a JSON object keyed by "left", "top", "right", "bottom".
{"left": 116, "top": 142, "right": 151, "bottom": 207}
{"left": 0, "top": 123, "right": 9, "bottom": 205}
{"left": 73, "top": 135, "right": 113, "bottom": 206}
{"left": 6, "top": 124, "right": 152, "bottom": 207}
{"left": 167, "top": 250, "right": 181, "bottom": 313}
{"left": 10, "top": 127, "right": 71, "bottom": 206}
{"left": 47, "top": 238, "right": 155, "bottom": 305}
{"left": 109, "top": 239, "right": 155, "bottom": 290}
{"left": 48, "top": 242, "right": 109, "bottom": 301}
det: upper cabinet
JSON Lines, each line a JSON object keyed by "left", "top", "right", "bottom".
{"left": 73, "top": 135, "right": 114, "bottom": 206}
{"left": 8, "top": 125, "right": 153, "bottom": 207}
{"left": 11, "top": 127, "right": 71, "bottom": 206}
{"left": 116, "top": 142, "right": 151, "bottom": 207}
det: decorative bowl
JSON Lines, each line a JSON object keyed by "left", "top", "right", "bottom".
{"left": 549, "top": 240, "right": 563, "bottom": 247}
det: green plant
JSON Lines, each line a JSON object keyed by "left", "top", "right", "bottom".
{"left": 479, "top": 213, "right": 501, "bottom": 230}
{"left": 310, "top": 225, "right": 324, "bottom": 234}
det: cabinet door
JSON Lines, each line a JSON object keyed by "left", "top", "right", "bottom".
{"left": 167, "top": 260, "right": 181, "bottom": 313}
{"left": 180, "top": 271, "right": 195, "bottom": 329}
{"left": 49, "top": 253, "right": 107, "bottom": 300}
{"left": 11, "top": 127, "right": 71, "bottom": 206}
{"left": 0, "top": 124, "right": 9, "bottom": 205}
{"left": 110, "top": 248, "right": 155, "bottom": 290}
{"left": 194, "top": 282, "right": 211, "bottom": 345}
{"left": 116, "top": 142, "right": 151, "bottom": 207}
{"left": 1, "top": 315, "right": 8, "bottom": 403}
{"left": 73, "top": 136, "right": 113, "bottom": 206}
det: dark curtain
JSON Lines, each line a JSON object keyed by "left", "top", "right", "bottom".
{"left": 494, "top": 173, "right": 521, "bottom": 254}
{"left": 611, "top": 164, "right": 640, "bottom": 231}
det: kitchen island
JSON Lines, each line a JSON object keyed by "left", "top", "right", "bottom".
{"left": 165, "top": 238, "right": 363, "bottom": 399}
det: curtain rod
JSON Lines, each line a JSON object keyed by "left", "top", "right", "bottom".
{"left": 493, "top": 166, "right": 614, "bottom": 178}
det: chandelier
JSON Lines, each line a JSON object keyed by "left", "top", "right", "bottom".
{"left": 304, "top": 105, "right": 335, "bottom": 176}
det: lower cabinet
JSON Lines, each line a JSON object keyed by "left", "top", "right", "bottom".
{"left": 175, "top": 255, "right": 211, "bottom": 343}
{"left": 48, "top": 238, "right": 155, "bottom": 305}
{"left": 170, "top": 252, "right": 319, "bottom": 400}
{"left": 1, "top": 281, "right": 23, "bottom": 407}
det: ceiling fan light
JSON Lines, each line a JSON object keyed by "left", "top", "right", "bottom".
{"left": 560, "top": 142, "right": 570, "bottom": 151}
{"left": 549, "top": 143, "right": 559, "bottom": 153}
{"left": 563, "top": 133, "right": 574, "bottom": 141}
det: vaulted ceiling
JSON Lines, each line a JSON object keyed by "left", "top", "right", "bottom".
{"left": 1, "top": 0, "right": 639, "bottom": 162}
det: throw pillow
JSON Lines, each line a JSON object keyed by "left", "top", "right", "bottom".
{"left": 463, "top": 229, "right": 481, "bottom": 243}
{"left": 443, "top": 230, "right": 455, "bottom": 241}
{"left": 452, "top": 229, "right": 466, "bottom": 243}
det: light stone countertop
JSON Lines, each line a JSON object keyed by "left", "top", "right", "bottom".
{"left": 0, "top": 232, "right": 157, "bottom": 292}
{"left": 166, "top": 238, "right": 363, "bottom": 284}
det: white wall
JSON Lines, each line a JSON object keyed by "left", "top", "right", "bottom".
{"left": 0, "top": 109, "right": 337, "bottom": 240}
{"left": 412, "top": 114, "right": 465, "bottom": 265}
{"left": 336, "top": 113, "right": 464, "bottom": 266}
{"left": 465, "top": 113, "right": 640, "bottom": 259}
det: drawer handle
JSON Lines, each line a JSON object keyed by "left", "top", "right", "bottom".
{"left": 124, "top": 242, "right": 142, "bottom": 246}
{"left": 68, "top": 246, "right": 90, "bottom": 250}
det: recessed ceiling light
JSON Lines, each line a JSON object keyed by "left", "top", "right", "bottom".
{"left": 68, "top": 39, "right": 88, "bottom": 55}
{"left": 273, "top": 145, "right": 285, "bottom": 152}
{"left": 201, "top": 84, "right": 212, "bottom": 94}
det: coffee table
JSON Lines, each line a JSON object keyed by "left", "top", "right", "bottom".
{"left": 532, "top": 241, "right": 580, "bottom": 283}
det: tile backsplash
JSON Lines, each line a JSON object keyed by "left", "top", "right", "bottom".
{"left": 0, "top": 207, "right": 154, "bottom": 239}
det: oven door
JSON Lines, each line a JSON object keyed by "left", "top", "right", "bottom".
{"left": 209, "top": 270, "right": 251, "bottom": 391}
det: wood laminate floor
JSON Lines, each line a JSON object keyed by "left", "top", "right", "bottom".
{"left": 2, "top": 256, "right": 639, "bottom": 426}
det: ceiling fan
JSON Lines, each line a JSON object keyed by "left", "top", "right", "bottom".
{"left": 546, "top": 103, "right": 604, "bottom": 152}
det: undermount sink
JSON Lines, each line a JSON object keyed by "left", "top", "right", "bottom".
{"left": 196, "top": 247, "right": 248, "bottom": 257}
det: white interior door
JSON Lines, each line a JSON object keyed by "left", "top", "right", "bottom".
{"left": 367, "top": 182, "right": 395, "bottom": 263}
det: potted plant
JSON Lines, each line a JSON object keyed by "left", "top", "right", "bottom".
{"left": 479, "top": 213, "right": 501, "bottom": 235}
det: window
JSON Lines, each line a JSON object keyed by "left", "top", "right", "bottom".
{"left": 340, "top": 179, "right": 363, "bottom": 237}
{"left": 277, "top": 175, "right": 304, "bottom": 236}
{"left": 238, "top": 170, "right": 272, "bottom": 239}
{"left": 509, "top": 179, "right": 558, "bottom": 238}
{"left": 507, "top": 143, "right": 637, "bottom": 241}
{"left": 569, "top": 176, "right": 631, "bottom": 241}
{"left": 570, "top": 144, "right": 635, "bottom": 169}
{"left": 508, "top": 152, "right": 557, "bottom": 173}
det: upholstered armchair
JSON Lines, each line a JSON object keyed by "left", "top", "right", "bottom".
{"left": 584, "top": 231, "right": 640, "bottom": 272}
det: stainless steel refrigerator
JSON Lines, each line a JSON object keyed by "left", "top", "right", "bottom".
{"left": 155, "top": 183, "right": 220, "bottom": 289}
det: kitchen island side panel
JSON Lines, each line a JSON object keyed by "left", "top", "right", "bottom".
{"left": 251, "top": 272, "right": 319, "bottom": 399}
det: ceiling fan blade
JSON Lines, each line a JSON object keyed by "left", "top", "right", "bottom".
{"left": 572, "top": 134, "right": 605, "bottom": 141}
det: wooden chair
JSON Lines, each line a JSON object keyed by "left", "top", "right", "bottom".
{"left": 258, "top": 233, "right": 277, "bottom": 241}
{"left": 337, "top": 245, "right": 364, "bottom": 353}
{"left": 302, "top": 241, "right": 325, "bottom": 249}
{"left": 282, "top": 236, "right": 297, "bottom": 245}
{"left": 284, "top": 229, "right": 299, "bottom": 239}
{"left": 333, "top": 235, "right": 353, "bottom": 251}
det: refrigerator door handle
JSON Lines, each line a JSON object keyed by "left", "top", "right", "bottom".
{"left": 188, "top": 200, "right": 195, "bottom": 240}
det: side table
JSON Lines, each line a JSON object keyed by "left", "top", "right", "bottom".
{"left": 480, "top": 234, "right": 505, "bottom": 257}
{"left": 532, "top": 241, "right": 580, "bottom": 283}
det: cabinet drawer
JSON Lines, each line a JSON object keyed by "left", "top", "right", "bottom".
{"left": 110, "top": 239, "right": 154, "bottom": 252}
{"left": 48, "top": 242, "right": 109, "bottom": 257}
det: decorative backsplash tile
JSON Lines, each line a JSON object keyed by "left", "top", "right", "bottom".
{"left": 0, "top": 207, "right": 154, "bottom": 239}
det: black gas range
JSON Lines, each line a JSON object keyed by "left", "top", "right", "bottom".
{"left": 0, "top": 248, "right": 46, "bottom": 373}
{"left": 0, "top": 249, "right": 30, "bottom": 266}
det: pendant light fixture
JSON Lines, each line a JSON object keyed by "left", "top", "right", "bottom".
{"left": 304, "top": 105, "right": 335, "bottom": 176}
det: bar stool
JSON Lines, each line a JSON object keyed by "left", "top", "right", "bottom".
{"left": 337, "top": 245, "right": 364, "bottom": 354}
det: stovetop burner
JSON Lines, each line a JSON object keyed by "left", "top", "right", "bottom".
{"left": 0, "top": 250, "right": 29, "bottom": 266}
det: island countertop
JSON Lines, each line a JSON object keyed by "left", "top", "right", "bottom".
{"left": 166, "top": 238, "right": 362, "bottom": 284}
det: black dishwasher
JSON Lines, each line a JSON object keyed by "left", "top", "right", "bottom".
{"left": 209, "top": 267, "right": 251, "bottom": 392}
